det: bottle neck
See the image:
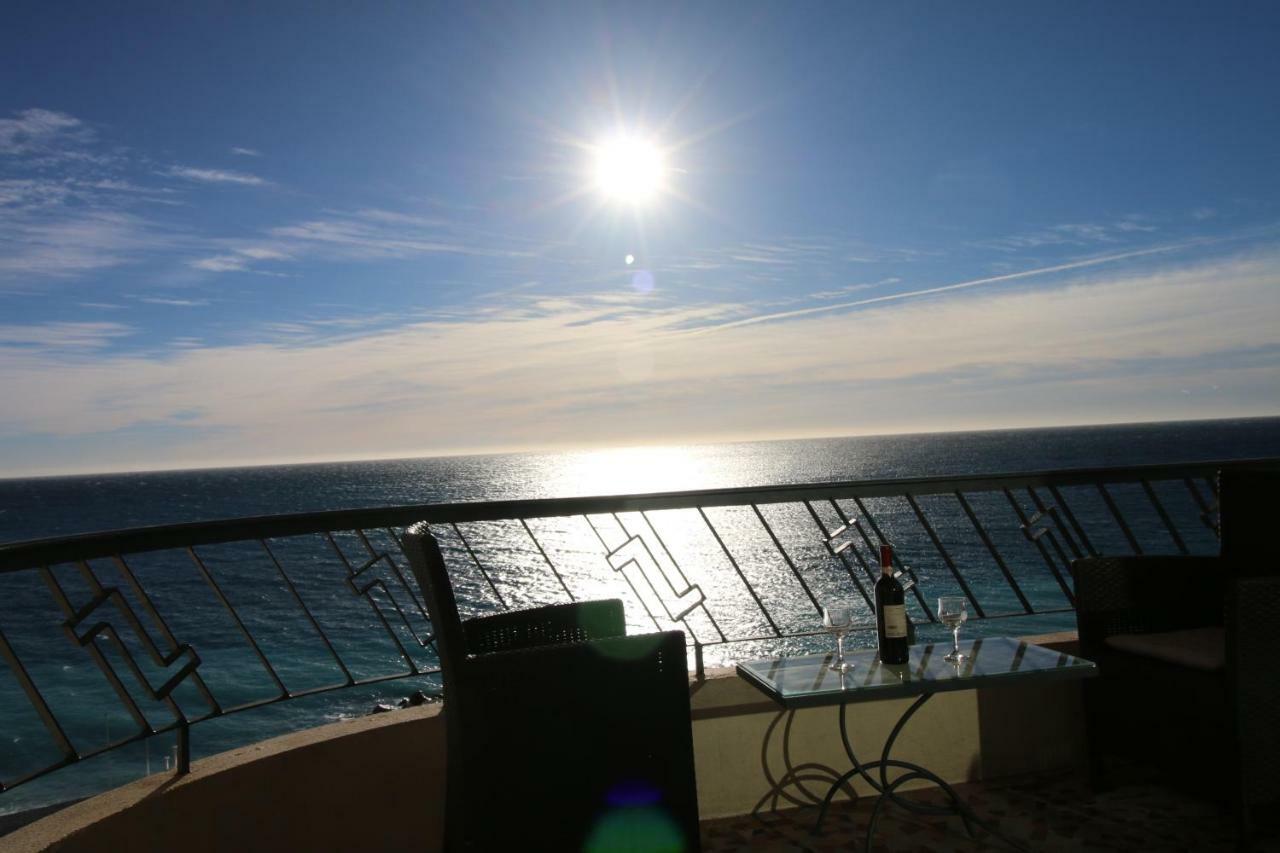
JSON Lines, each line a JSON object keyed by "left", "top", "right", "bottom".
{"left": 879, "top": 544, "right": 893, "bottom": 576}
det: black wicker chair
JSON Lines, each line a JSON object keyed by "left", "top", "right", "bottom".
{"left": 1072, "top": 469, "right": 1280, "bottom": 841}
{"left": 402, "top": 522, "right": 701, "bottom": 852}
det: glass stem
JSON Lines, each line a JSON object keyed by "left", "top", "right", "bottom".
{"left": 952, "top": 627, "right": 960, "bottom": 656}
{"left": 836, "top": 634, "right": 845, "bottom": 663}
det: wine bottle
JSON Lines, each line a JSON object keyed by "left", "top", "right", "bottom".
{"left": 875, "top": 543, "right": 910, "bottom": 664}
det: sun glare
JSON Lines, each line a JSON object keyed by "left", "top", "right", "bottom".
{"left": 592, "top": 135, "right": 666, "bottom": 205}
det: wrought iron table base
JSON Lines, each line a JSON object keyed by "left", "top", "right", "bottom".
{"left": 813, "top": 692, "right": 1028, "bottom": 852}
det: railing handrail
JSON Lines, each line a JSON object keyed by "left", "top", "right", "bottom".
{"left": 3, "top": 456, "right": 1273, "bottom": 572}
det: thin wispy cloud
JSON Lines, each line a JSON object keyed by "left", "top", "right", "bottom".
{"left": 0, "top": 178, "right": 74, "bottom": 208}
{"left": 136, "top": 297, "right": 211, "bottom": 307}
{"left": 809, "top": 277, "right": 900, "bottom": 300}
{"left": 0, "top": 108, "right": 88, "bottom": 156}
{"left": 690, "top": 240, "right": 1218, "bottom": 334}
{"left": 979, "top": 218, "right": 1160, "bottom": 252}
{"left": 230, "top": 147, "right": 261, "bottom": 157}
{"left": 0, "top": 110, "right": 207, "bottom": 285}
{"left": 0, "top": 321, "right": 132, "bottom": 351}
{"left": 190, "top": 255, "right": 249, "bottom": 272}
{"left": 0, "top": 176, "right": 176, "bottom": 212}
{"left": 188, "top": 208, "right": 536, "bottom": 275}
{"left": 164, "top": 166, "right": 266, "bottom": 186}
{"left": 237, "top": 246, "right": 290, "bottom": 260}
{"left": 86, "top": 178, "right": 175, "bottom": 196}
{"left": 0, "top": 211, "right": 179, "bottom": 280}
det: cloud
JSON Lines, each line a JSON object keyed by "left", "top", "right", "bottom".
{"left": 164, "top": 166, "right": 266, "bottom": 186}
{"left": 230, "top": 147, "right": 262, "bottom": 157}
{"left": 0, "top": 178, "right": 74, "bottom": 208}
{"left": 980, "top": 219, "right": 1162, "bottom": 253}
{"left": 186, "top": 208, "right": 534, "bottom": 276}
{"left": 0, "top": 108, "right": 86, "bottom": 156}
{"left": 1, "top": 248, "right": 1276, "bottom": 474}
{"left": 237, "top": 246, "right": 290, "bottom": 260}
{"left": 0, "top": 177, "right": 175, "bottom": 214}
{"left": 86, "top": 178, "right": 175, "bottom": 196}
{"left": 0, "top": 321, "right": 132, "bottom": 351}
{"left": 268, "top": 212, "right": 470, "bottom": 257}
{"left": 0, "top": 111, "right": 205, "bottom": 284}
{"left": 692, "top": 240, "right": 1215, "bottom": 334}
{"left": 0, "top": 211, "right": 180, "bottom": 280}
{"left": 190, "top": 255, "right": 248, "bottom": 272}
{"left": 0, "top": 110, "right": 556, "bottom": 288}
{"left": 809, "top": 277, "right": 900, "bottom": 300}
{"left": 188, "top": 244, "right": 293, "bottom": 273}
{"left": 136, "top": 297, "right": 211, "bottom": 307}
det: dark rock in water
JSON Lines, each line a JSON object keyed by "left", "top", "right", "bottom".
{"left": 374, "top": 690, "right": 435, "bottom": 714}
{"left": 395, "top": 689, "right": 435, "bottom": 709}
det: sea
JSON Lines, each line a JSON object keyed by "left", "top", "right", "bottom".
{"left": 1, "top": 417, "right": 1278, "bottom": 816}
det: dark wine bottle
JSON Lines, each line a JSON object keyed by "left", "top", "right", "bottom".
{"left": 875, "top": 543, "right": 910, "bottom": 664}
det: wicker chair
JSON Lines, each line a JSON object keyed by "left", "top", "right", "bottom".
{"left": 402, "top": 522, "right": 701, "bottom": 851}
{"left": 1072, "top": 469, "right": 1280, "bottom": 841}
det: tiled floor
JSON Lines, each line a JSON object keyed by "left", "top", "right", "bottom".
{"left": 700, "top": 769, "right": 1273, "bottom": 852}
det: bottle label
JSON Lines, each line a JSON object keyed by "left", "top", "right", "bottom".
{"left": 882, "top": 605, "right": 908, "bottom": 639}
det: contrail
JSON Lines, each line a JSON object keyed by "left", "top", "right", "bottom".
{"left": 688, "top": 238, "right": 1215, "bottom": 335}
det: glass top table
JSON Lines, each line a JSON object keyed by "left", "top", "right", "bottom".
{"left": 736, "top": 636, "right": 1096, "bottom": 709}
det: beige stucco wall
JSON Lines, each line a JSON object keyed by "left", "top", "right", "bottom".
{"left": 689, "top": 657, "right": 1085, "bottom": 820}
{"left": 2, "top": 633, "right": 1086, "bottom": 852}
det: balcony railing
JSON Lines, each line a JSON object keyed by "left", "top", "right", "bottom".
{"left": 0, "top": 457, "right": 1267, "bottom": 804}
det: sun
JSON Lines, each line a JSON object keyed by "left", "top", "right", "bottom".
{"left": 591, "top": 134, "right": 666, "bottom": 205}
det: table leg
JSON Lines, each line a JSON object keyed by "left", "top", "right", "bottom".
{"left": 813, "top": 692, "right": 1029, "bottom": 852}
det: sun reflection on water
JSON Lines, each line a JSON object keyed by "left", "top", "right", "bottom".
{"left": 545, "top": 445, "right": 719, "bottom": 497}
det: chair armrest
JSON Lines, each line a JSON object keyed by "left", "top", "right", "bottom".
{"left": 1228, "top": 576, "right": 1280, "bottom": 805}
{"left": 462, "top": 598, "right": 626, "bottom": 655}
{"left": 1071, "top": 555, "right": 1223, "bottom": 657}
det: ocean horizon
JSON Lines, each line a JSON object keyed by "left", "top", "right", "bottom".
{"left": 4, "top": 416, "right": 1279, "bottom": 545}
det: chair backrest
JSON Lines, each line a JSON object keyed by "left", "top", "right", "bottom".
{"left": 402, "top": 522, "right": 701, "bottom": 850}
{"left": 403, "top": 522, "right": 467, "bottom": 694}
{"left": 1219, "top": 469, "right": 1280, "bottom": 577}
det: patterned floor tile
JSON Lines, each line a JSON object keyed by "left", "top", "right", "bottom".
{"left": 699, "top": 769, "right": 1263, "bottom": 852}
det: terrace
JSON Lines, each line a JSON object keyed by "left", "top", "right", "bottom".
{"left": 0, "top": 458, "right": 1271, "bottom": 851}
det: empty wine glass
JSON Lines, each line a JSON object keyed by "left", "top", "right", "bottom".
{"left": 937, "top": 596, "right": 968, "bottom": 663}
{"left": 822, "top": 605, "right": 853, "bottom": 672}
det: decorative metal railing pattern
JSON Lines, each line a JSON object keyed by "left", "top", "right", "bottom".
{"left": 0, "top": 457, "right": 1271, "bottom": 800}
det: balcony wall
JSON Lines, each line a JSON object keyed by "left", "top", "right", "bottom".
{"left": 0, "top": 635, "right": 1084, "bottom": 852}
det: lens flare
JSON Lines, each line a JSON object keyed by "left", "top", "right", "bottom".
{"left": 586, "top": 803, "right": 683, "bottom": 853}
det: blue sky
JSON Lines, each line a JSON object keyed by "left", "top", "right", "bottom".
{"left": 2, "top": 2, "right": 1278, "bottom": 476}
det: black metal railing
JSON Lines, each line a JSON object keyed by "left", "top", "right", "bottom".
{"left": 0, "top": 457, "right": 1270, "bottom": 802}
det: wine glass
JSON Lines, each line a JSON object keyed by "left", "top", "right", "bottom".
{"left": 821, "top": 605, "right": 853, "bottom": 672}
{"left": 937, "top": 596, "right": 968, "bottom": 663}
